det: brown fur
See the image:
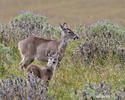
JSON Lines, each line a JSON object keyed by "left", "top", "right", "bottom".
{"left": 27, "top": 65, "right": 53, "bottom": 83}
{"left": 18, "top": 23, "right": 79, "bottom": 70}
{"left": 26, "top": 53, "right": 59, "bottom": 83}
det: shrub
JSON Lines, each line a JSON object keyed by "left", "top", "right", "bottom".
{"left": 81, "top": 81, "right": 125, "bottom": 100}
{"left": 0, "top": 73, "right": 49, "bottom": 100}
{"left": 9, "top": 11, "right": 61, "bottom": 39}
{"left": 0, "top": 43, "right": 13, "bottom": 76}
{"left": 89, "top": 20, "right": 125, "bottom": 41}
{"left": 0, "top": 12, "right": 61, "bottom": 46}
{"left": 0, "top": 24, "right": 10, "bottom": 46}
{"left": 73, "top": 20, "right": 125, "bottom": 66}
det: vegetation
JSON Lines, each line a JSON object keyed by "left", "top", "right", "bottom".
{"left": 0, "top": 12, "right": 125, "bottom": 100}
{"left": 0, "top": 43, "right": 13, "bottom": 77}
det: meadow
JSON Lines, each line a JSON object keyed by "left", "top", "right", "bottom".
{"left": 0, "top": 0, "right": 125, "bottom": 26}
{"left": 0, "top": 12, "right": 125, "bottom": 100}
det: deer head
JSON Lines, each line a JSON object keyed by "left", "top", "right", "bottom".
{"left": 60, "top": 23, "right": 79, "bottom": 42}
{"left": 47, "top": 52, "right": 59, "bottom": 70}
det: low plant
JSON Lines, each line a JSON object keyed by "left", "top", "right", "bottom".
{"left": 0, "top": 43, "right": 13, "bottom": 76}
{"left": 0, "top": 73, "right": 49, "bottom": 100}
{"left": 73, "top": 20, "right": 125, "bottom": 66}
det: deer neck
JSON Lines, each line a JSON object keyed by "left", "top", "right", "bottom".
{"left": 58, "top": 38, "right": 68, "bottom": 55}
{"left": 47, "top": 64, "right": 56, "bottom": 72}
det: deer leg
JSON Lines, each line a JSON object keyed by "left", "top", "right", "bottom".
{"left": 20, "top": 57, "right": 34, "bottom": 70}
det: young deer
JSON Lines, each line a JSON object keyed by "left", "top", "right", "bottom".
{"left": 26, "top": 53, "right": 59, "bottom": 83}
{"left": 18, "top": 23, "right": 79, "bottom": 70}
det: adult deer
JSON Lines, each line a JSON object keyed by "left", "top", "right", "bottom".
{"left": 18, "top": 23, "right": 79, "bottom": 70}
{"left": 26, "top": 53, "right": 59, "bottom": 83}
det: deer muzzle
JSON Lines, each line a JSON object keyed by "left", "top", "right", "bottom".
{"left": 73, "top": 35, "right": 79, "bottom": 40}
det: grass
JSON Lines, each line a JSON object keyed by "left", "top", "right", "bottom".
{"left": 48, "top": 48, "right": 125, "bottom": 99}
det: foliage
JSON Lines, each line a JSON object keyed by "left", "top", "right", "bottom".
{"left": 0, "top": 12, "right": 61, "bottom": 47}
{"left": 73, "top": 20, "right": 125, "bottom": 66}
{"left": 79, "top": 81, "right": 125, "bottom": 100}
{"left": 89, "top": 20, "right": 125, "bottom": 39}
{"left": 10, "top": 11, "right": 61, "bottom": 39}
{"left": 0, "top": 43, "right": 13, "bottom": 76}
{"left": 0, "top": 73, "right": 49, "bottom": 100}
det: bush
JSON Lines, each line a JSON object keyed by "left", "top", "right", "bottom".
{"left": 0, "top": 12, "right": 61, "bottom": 46}
{"left": 82, "top": 81, "right": 125, "bottom": 100}
{"left": 73, "top": 20, "right": 125, "bottom": 66}
{"left": 9, "top": 11, "right": 61, "bottom": 39}
{"left": 0, "top": 43, "right": 13, "bottom": 76}
{"left": 89, "top": 20, "right": 125, "bottom": 41}
{"left": 0, "top": 73, "right": 49, "bottom": 100}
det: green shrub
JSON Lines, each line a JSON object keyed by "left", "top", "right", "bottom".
{"left": 0, "top": 43, "right": 13, "bottom": 76}
{"left": 0, "top": 73, "right": 49, "bottom": 100}
{"left": 10, "top": 11, "right": 61, "bottom": 39}
{"left": 89, "top": 20, "right": 125, "bottom": 41}
{"left": 73, "top": 20, "right": 125, "bottom": 66}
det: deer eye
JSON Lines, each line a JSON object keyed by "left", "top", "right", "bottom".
{"left": 49, "top": 57, "right": 52, "bottom": 60}
{"left": 68, "top": 31, "right": 72, "bottom": 34}
{"left": 54, "top": 58, "right": 57, "bottom": 61}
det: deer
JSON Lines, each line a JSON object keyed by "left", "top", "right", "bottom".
{"left": 26, "top": 52, "right": 59, "bottom": 84}
{"left": 18, "top": 23, "right": 79, "bottom": 70}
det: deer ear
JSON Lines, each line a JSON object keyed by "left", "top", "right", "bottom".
{"left": 60, "top": 24, "right": 64, "bottom": 30}
{"left": 63, "top": 23, "right": 68, "bottom": 29}
{"left": 60, "top": 23, "right": 68, "bottom": 30}
{"left": 48, "top": 53, "right": 51, "bottom": 58}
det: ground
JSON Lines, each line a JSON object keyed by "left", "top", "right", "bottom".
{"left": 0, "top": 0, "right": 125, "bottom": 26}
